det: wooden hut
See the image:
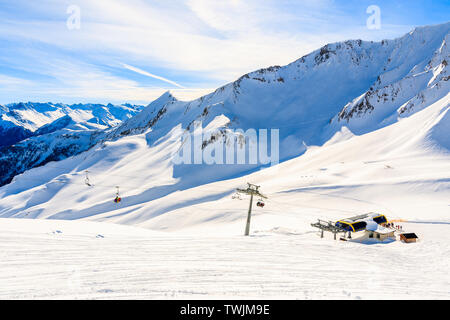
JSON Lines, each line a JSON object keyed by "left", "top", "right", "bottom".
{"left": 400, "top": 233, "right": 418, "bottom": 243}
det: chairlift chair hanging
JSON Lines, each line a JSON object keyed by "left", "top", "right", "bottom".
{"left": 256, "top": 198, "right": 265, "bottom": 208}
{"left": 114, "top": 186, "right": 122, "bottom": 203}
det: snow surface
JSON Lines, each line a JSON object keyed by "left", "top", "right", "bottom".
{"left": 0, "top": 218, "right": 448, "bottom": 299}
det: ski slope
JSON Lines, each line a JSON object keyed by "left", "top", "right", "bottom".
{"left": 0, "top": 218, "right": 448, "bottom": 299}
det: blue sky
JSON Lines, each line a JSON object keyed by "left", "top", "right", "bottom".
{"left": 0, "top": 0, "right": 448, "bottom": 105}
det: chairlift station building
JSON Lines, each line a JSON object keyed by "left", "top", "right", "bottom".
{"left": 312, "top": 213, "right": 396, "bottom": 242}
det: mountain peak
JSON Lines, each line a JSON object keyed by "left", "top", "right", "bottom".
{"left": 155, "top": 91, "right": 177, "bottom": 104}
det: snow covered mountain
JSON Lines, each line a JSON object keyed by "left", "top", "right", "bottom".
{"left": 108, "top": 22, "right": 449, "bottom": 148}
{"left": 0, "top": 22, "right": 449, "bottom": 228}
{"left": 0, "top": 102, "right": 143, "bottom": 147}
{"left": 0, "top": 102, "right": 143, "bottom": 185}
{"left": 332, "top": 24, "right": 450, "bottom": 134}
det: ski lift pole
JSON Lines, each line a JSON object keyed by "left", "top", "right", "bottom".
{"left": 85, "top": 170, "right": 91, "bottom": 186}
{"left": 237, "top": 183, "right": 268, "bottom": 236}
{"left": 245, "top": 192, "right": 254, "bottom": 236}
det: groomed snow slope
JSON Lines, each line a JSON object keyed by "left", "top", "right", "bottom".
{"left": 0, "top": 218, "right": 448, "bottom": 299}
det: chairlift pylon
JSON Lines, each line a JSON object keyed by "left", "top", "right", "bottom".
{"left": 114, "top": 186, "right": 122, "bottom": 203}
{"left": 84, "top": 170, "right": 93, "bottom": 187}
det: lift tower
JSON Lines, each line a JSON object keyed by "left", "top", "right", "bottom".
{"left": 237, "top": 183, "right": 268, "bottom": 236}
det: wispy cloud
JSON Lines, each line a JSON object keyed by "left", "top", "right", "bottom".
{"left": 0, "top": 57, "right": 210, "bottom": 104}
{"left": 121, "top": 64, "right": 185, "bottom": 88}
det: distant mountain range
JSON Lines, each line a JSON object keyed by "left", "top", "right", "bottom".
{"left": 0, "top": 102, "right": 143, "bottom": 186}
{"left": 0, "top": 102, "right": 143, "bottom": 147}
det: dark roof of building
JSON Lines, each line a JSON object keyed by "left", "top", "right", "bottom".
{"left": 340, "top": 212, "right": 386, "bottom": 223}
{"left": 401, "top": 233, "right": 418, "bottom": 239}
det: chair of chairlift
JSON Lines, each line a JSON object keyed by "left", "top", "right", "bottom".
{"left": 256, "top": 199, "right": 265, "bottom": 208}
{"left": 114, "top": 186, "right": 122, "bottom": 203}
